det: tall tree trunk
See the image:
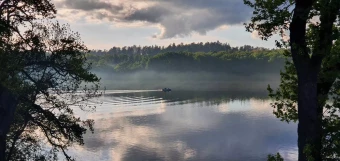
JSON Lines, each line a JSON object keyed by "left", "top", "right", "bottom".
{"left": 297, "top": 67, "right": 322, "bottom": 161}
{"left": 0, "top": 85, "right": 17, "bottom": 161}
{"left": 289, "top": 1, "right": 322, "bottom": 160}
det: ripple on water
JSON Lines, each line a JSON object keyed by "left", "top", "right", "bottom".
{"left": 68, "top": 90, "right": 297, "bottom": 161}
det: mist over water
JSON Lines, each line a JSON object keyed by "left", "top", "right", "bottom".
{"left": 93, "top": 70, "right": 281, "bottom": 91}
{"left": 71, "top": 38, "right": 290, "bottom": 161}
{"left": 68, "top": 90, "right": 297, "bottom": 161}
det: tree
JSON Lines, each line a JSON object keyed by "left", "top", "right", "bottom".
{"left": 0, "top": 0, "right": 100, "bottom": 160}
{"left": 244, "top": 0, "right": 340, "bottom": 160}
{"left": 268, "top": 26, "right": 340, "bottom": 160}
{"left": 0, "top": 85, "right": 17, "bottom": 161}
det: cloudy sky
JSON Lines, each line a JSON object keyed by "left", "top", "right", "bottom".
{"left": 52, "top": 0, "right": 282, "bottom": 50}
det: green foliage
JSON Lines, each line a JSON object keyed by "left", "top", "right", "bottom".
{"left": 267, "top": 30, "right": 340, "bottom": 160}
{"left": 268, "top": 58, "right": 298, "bottom": 123}
{"left": 244, "top": 0, "right": 340, "bottom": 160}
{"left": 87, "top": 49, "right": 286, "bottom": 74}
{"left": 91, "top": 41, "right": 263, "bottom": 55}
{"left": 267, "top": 153, "right": 285, "bottom": 161}
{"left": 243, "top": 0, "right": 293, "bottom": 47}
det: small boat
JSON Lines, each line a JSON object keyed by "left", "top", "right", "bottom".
{"left": 162, "top": 88, "right": 172, "bottom": 92}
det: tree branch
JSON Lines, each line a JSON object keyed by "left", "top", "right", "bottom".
{"left": 0, "top": 0, "right": 10, "bottom": 11}
{"left": 289, "top": 0, "right": 315, "bottom": 71}
{"left": 310, "top": 0, "right": 340, "bottom": 70}
{"left": 6, "top": 114, "right": 30, "bottom": 161}
{"left": 32, "top": 118, "right": 74, "bottom": 161}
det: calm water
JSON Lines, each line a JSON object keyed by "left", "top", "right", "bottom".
{"left": 69, "top": 90, "right": 297, "bottom": 161}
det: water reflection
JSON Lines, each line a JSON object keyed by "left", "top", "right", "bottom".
{"left": 70, "top": 90, "right": 297, "bottom": 161}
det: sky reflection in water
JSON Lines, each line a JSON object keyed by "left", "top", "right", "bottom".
{"left": 69, "top": 91, "right": 297, "bottom": 161}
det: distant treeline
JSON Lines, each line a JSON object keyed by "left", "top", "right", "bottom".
{"left": 90, "top": 41, "right": 270, "bottom": 56}
{"left": 86, "top": 45, "right": 286, "bottom": 75}
{"left": 86, "top": 42, "right": 287, "bottom": 90}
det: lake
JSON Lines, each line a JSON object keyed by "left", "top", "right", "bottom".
{"left": 69, "top": 90, "right": 297, "bottom": 161}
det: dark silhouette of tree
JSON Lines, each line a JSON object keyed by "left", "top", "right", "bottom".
{"left": 244, "top": 0, "right": 340, "bottom": 160}
{"left": 0, "top": 0, "right": 100, "bottom": 160}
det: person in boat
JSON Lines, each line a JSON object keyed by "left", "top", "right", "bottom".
{"left": 162, "top": 88, "right": 172, "bottom": 92}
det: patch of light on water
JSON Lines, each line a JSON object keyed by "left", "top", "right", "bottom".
{"left": 66, "top": 90, "right": 297, "bottom": 161}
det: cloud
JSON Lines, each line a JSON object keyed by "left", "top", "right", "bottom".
{"left": 53, "top": 0, "right": 252, "bottom": 39}
{"left": 55, "top": 0, "right": 124, "bottom": 11}
{"left": 124, "top": 5, "right": 171, "bottom": 23}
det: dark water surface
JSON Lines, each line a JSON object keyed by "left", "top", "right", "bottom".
{"left": 69, "top": 90, "right": 297, "bottom": 161}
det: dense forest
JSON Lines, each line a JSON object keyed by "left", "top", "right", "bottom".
{"left": 90, "top": 41, "right": 270, "bottom": 55}
{"left": 86, "top": 42, "right": 287, "bottom": 90}
{"left": 87, "top": 42, "right": 286, "bottom": 73}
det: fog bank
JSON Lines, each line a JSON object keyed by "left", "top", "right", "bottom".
{"left": 93, "top": 70, "right": 281, "bottom": 92}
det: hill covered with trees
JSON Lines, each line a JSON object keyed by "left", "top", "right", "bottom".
{"left": 86, "top": 42, "right": 287, "bottom": 91}
{"left": 87, "top": 42, "right": 285, "bottom": 73}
